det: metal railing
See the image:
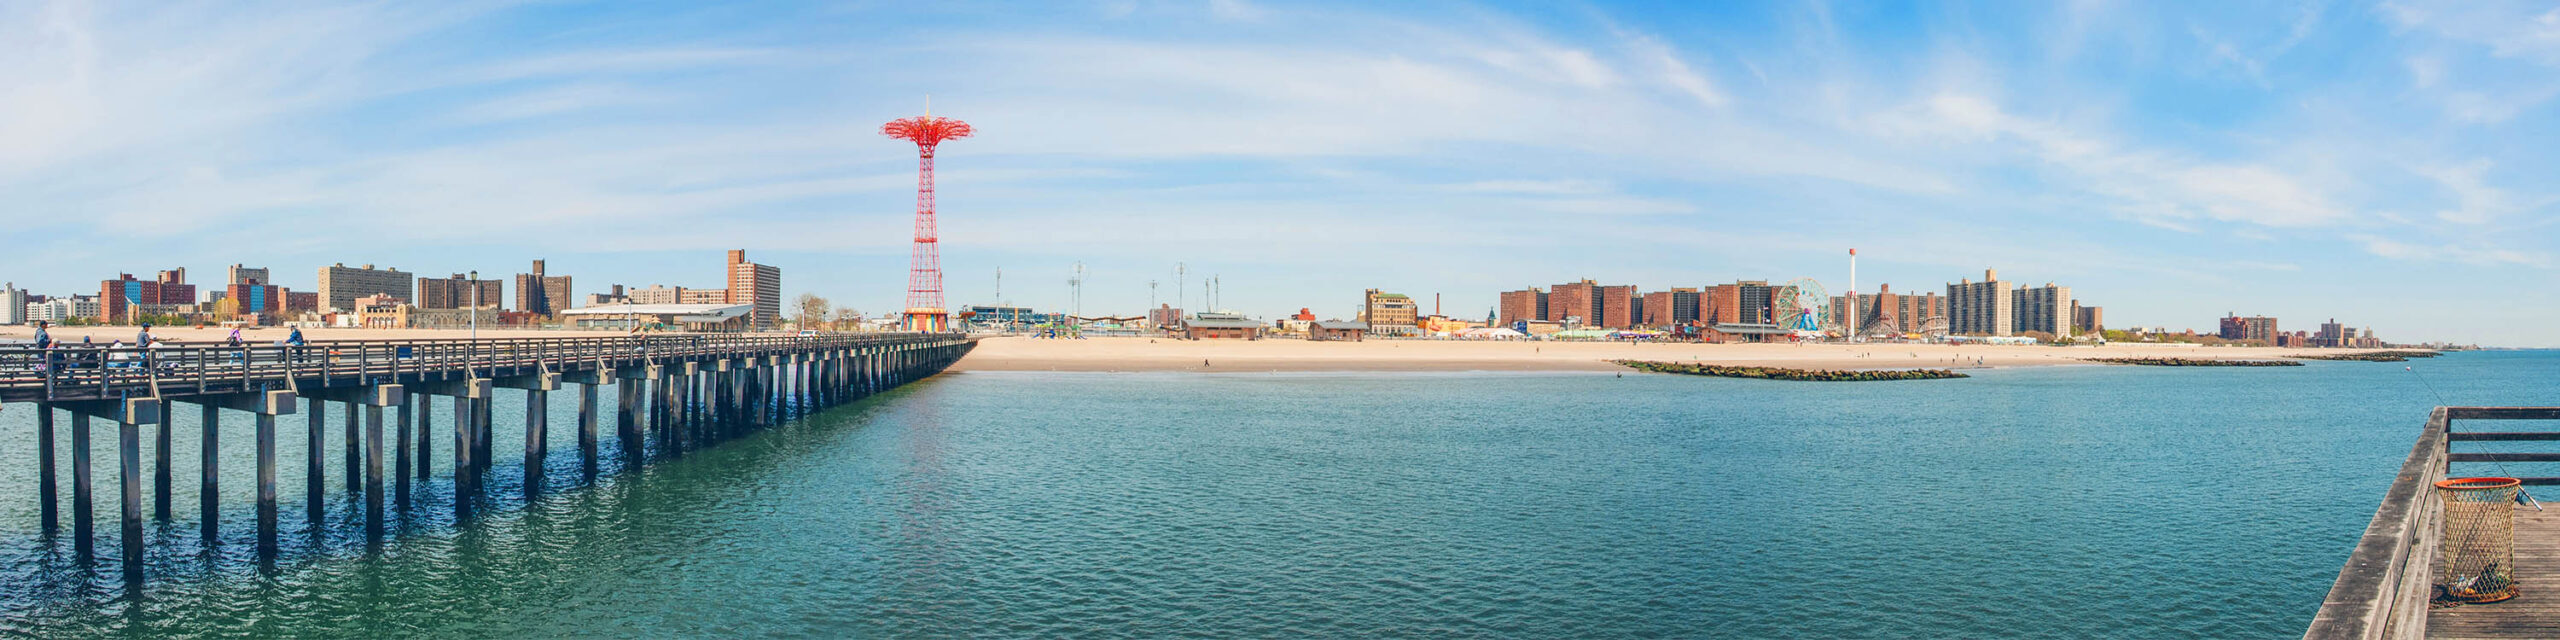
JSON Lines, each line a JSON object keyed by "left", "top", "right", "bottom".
{"left": 0, "top": 333, "right": 964, "bottom": 403}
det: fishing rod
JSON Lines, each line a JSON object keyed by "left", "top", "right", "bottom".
{"left": 2409, "top": 364, "right": 2542, "bottom": 511}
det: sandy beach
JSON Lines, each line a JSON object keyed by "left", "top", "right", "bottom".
{"left": 949, "top": 335, "right": 2383, "bottom": 372}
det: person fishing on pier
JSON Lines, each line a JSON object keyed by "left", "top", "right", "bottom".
{"left": 31, "top": 321, "right": 52, "bottom": 373}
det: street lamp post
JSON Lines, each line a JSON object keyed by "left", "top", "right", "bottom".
{"left": 468, "top": 270, "right": 480, "bottom": 341}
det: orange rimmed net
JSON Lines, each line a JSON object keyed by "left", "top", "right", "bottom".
{"left": 2438, "top": 477, "right": 2522, "bottom": 604}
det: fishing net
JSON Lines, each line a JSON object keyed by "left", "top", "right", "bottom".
{"left": 2437, "top": 477, "right": 2522, "bottom": 604}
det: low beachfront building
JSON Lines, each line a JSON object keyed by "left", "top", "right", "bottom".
{"left": 1181, "top": 312, "right": 1264, "bottom": 340}
{"left": 1309, "top": 320, "right": 1368, "bottom": 342}
{"left": 560, "top": 303, "right": 755, "bottom": 332}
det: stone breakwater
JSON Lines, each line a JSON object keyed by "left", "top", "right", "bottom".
{"left": 2081, "top": 357, "right": 2305, "bottom": 367}
{"left": 2291, "top": 353, "right": 2410, "bottom": 362}
{"left": 1611, "top": 360, "right": 1969, "bottom": 381}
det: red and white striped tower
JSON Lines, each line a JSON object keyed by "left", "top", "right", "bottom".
{"left": 881, "top": 107, "right": 974, "bottom": 332}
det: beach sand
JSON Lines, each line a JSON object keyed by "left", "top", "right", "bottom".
{"left": 948, "top": 335, "right": 2375, "bottom": 372}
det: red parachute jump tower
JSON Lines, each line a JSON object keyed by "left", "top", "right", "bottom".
{"left": 881, "top": 105, "right": 974, "bottom": 332}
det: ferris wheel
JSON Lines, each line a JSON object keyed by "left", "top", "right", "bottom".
{"left": 1770, "top": 278, "right": 1831, "bottom": 334}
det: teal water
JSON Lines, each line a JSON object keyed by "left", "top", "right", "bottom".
{"left": 1, "top": 351, "right": 2555, "bottom": 637}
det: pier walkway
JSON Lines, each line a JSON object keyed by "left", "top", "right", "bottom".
{"left": 0, "top": 332, "right": 975, "bottom": 587}
{"left": 2306, "top": 407, "right": 2560, "bottom": 639}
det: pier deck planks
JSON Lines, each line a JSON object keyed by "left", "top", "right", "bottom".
{"left": 2427, "top": 502, "right": 2560, "bottom": 638}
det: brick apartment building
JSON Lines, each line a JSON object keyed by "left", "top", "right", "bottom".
{"left": 99, "top": 269, "right": 196, "bottom": 322}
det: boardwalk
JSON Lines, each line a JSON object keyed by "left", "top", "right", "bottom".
{"left": 1, "top": 332, "right": 976, "bottom": 587}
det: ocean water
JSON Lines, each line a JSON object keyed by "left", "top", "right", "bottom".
{"left": 0, "top": 351, "right": 2555, "bottom": 637}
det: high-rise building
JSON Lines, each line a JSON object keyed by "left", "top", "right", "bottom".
{"left": 725, "top": 250, "right": 782, "bottom": 330}
{"left": 227, "top": 264, "right": 270, "bottom": 287}
{"left": 1535, "top": 279, "right": 1638, "bottom": 328}
{"left": 682, "top": 289, "right": 732, "bottom": 305}
{"left": 1596, "top": 284, "right": 1636, "bottom": 329}
{"left": 225, "top": 281, "right": 287, "bottom": 323}
{"left": 1702, "top": 281, "right": 1774, "bottom": 327}
{"left": 417, "top": 274, "right": 503, "bottom": 310}
{"left": 1833, "top": 284, "right": 1917, "bottom": 333}
{"left": 514, "top": 259, "right": 573, "bottom": 316}
{"left": 99, "top": 270, "right": 197, "bottom": 322}
{"left": 2317, "top": 318, "right": 2349, "bottom": 347}
{"left": 1946, "top": 269, "right": 2015, "bottom": 336}
{"left": 1148, "top": 304, "right": 1184, "bottom": 328}
{"left": 629, "top": 285, "right": 686, "bottom": 305}
{"left": 1670, "top": 288, "right": 1701, "bottom": 325}
{"left": 285, "top": 291, "right": 319, "bottom": 314}
{"left": 1547, "top": 280, "right": 1595, "bottom": 325}
{"left": 2074, "top": 304, "right": 2104, "bottom": 334}
{"left": 2012, "top": 282, "right": 2073, "bottom": 336}
{"left": 317, "top": 263, "right": 413, "bottom": 313}
{"left": 1497, "top": 287, "right": 1548, "bottom": 326}
{"left": 1641, "top": 290, "right": 1676, "bottom": 326}
{"left": 1361, "top": 289, "right": 1419, "bottom": 336}
{"left": 0, "top": 282, "right": 24, "bottom": 325}
{"left": 1895, "top": 290, "right": 1945, "bottom": 331}
{"left": 585, "top": 284, "right": 629, "bottom": 308}
{"left": 30, "top": 297, "right": 100, "bottom": 322}
{"left": 2218, "top": 314, "right": 2278, "bottom": 343}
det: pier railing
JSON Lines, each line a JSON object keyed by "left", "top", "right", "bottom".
{"left": 2305, "top": 407, "right": 2560, "bottom": 640}
{"left": 0, "top": 333, "right": 947, "bottom": 403}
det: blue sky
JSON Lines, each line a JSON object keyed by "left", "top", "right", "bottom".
{"left": 2, "top": 0, "right": 2554, "bottom": 345}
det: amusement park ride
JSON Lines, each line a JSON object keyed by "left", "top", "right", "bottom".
{"left": 882, "top": 102, "right": 974, "bottom": 332}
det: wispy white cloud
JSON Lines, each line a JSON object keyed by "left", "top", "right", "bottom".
{"left": 2413, "top": 160, "right": 2521, "bottom": 225}
{"left": 1446, "top": 179, "right": 1612, "bottom": 195}
{"left": 2353, "top": 234, "right": 2554, "bottom": 269}
{"left": 1871, "top": 93, "right": 2347, "bottom": 228}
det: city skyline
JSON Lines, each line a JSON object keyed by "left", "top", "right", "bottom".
{"left": 3, "top": 2, "right": 2556, "bottom": 345}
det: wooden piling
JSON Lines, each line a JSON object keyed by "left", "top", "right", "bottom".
{"left": 395, "top": 393, "right": 410, "bottom": 508}
{"left": 476, "top": 395, "right": 493, "bottom": 476}
{"left": 344, "top": 401, "right": 359, "bottom": 495}
{"left": 256, "top": 410, "right": 277, "bottom": 557}
{"left": 616, "top": 378, "right": 641, "bottom": 463}
{"left": 307, "top": 399, "right": 327, "bottom": 524}
{"left": 416, "top": 392, "right": 432, "bottom": 481}
{"left": 38, "top": 403, "right": 56, "bottom": 536}
{"left": 525, "top": 389, "right": 547, "bottom": 497}
{"left": 579, "top": 381, "right": 599, "bottom": 477}
{"left": 201, "top": 402, "right": 218, "bottom": 541}
{"left": 73, "top": 412, "right": 92, "bottom": 560}
{"left": 364, "top": 402, "right": 384, "bottom": 541}
{"left": 452, "top": 395, "right": 472, "bottom": 499}
{"left": 154, "top": 401, "right": 171, "bottom": 522}
{"left": 120, "top": 415, "right": 142, "bottom": 584}
{"left": 306, "top": 398, "right": 324, "bottom": 523}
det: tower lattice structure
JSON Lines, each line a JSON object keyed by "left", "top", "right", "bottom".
{"left": 881, "top": 112, "right": 974, "bottom": 331}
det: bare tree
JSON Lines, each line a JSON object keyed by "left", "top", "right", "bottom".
{"left": 830, "top": 308, "right": 861, "bottom": 331}
{"left": 794, "top": 294, "right": 831, "bottom": 330}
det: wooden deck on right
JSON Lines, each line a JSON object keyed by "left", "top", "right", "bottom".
{"left": 2428, "top": 500, "right": 2560, "bottom": 638}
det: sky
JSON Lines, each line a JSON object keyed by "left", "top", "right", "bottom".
{"left": 1, "top": 0, "right": 2555, "bottom": 346}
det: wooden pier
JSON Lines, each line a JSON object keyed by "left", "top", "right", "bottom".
{"left": 0, "top": 332, "right": 975, "bottom": 586}
{"left": 2305, "top": 407, "right": 2560, "bottom": 639}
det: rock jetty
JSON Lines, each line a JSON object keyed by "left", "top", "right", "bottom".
{"left": 2292, "top": 353, "right": 2409, "bottom": 362}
